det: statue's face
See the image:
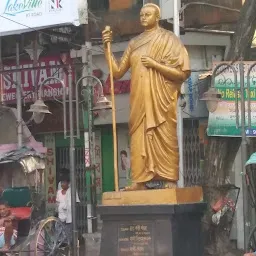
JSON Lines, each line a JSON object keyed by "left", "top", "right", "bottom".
{"left": 140, "top": 6, "right": 159, "bottom": 29}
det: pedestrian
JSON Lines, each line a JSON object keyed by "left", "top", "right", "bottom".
{"left": 0, "top": 200, "right": 17, "bottom": 251}
{"left": 57, "top": 168, "right": 70, "bottom": 190}
{"left": 56, "top": 177, "right": 80, "bottom": 243}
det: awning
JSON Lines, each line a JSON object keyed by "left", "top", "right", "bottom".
{"left": 245, "top": 152, "right": 256, "bottom": 166}
{"left": 0, "top": 146, "right": 45, "bottom": 173}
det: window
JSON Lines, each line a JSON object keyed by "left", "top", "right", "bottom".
{"left": 87, "top": 0, "right": 146, "bottom": 11}
{"left": 88, "top": 0, "right": 109, "bottom": 11}
{"left": 135, "top": 0, "right": 144, "bottom": 8}
{"left": 109, "top": 0, "right": 142, "bottom": 11}
{"left": 143, "top": 0, "right": 159, "bottom": 5}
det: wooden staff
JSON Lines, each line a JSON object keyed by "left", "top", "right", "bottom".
{"left": 105, "top": 26, "right": 119, "bottom": 192}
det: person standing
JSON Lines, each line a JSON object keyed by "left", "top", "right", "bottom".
{"left": 56, "top": 178, "right": 80, "bottom": 243}
{"left": 0, "top": 200, "right": 17, "bottom": 251}
{"left": 57, "top": 168, "right": 70, "bottom": 191}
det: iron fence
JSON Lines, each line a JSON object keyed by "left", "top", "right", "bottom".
{"left": 56, "top": 146, "right": 97, "bottom": 236}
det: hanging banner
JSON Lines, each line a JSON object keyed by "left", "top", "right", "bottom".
{"left": 208, "top": 61, "right": 256, "bottom": 137}
{"left": 104, "top": 75, "right": 130, "bottom": 95}
{"left": 44, "top": 134, "right": 57, "bottom": 217}
{"left": 0, "top": 0, "right": 81, "bottom": 36}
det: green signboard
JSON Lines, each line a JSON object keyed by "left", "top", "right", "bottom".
{"left": 208, "top": 62, "right": 256, "bottom": 137}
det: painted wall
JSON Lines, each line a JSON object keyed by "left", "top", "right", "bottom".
{"left": 100, "top": 125, "right": 131, "bottom": 191}
{"left": 182, "top": 45, "right": 224, "bottom": 118}
{"left": 94, "top": 130, "right": 103, "bottom": 203}
{"left": 101, "top": 126, "right": 114, "bottom": 192}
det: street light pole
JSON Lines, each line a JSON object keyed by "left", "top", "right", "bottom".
{"left": 68, "top": 66, "right": 78, "bottom": 255}
{"left": 16, "top": 41, "right": 22, "bottom": 148}
{"left": 173, "top": 0, "right": 184, "bottom": 187}
{"left": 173, "top": 0, "right": 180, "bottom": 36}
{"left": 28, "top": 74, "right": 78, "bottom": 255}
{"left": 208, "top": 62, "right": 250, "bottom": 249}
{"left": 240, "top": 61, "right": 250, "bottom": 249}
{"left": 29, "top": 73, "right": 111, "bottom": 255}
{"left": 83, "top": 23, "right": 94, "bottom": 234}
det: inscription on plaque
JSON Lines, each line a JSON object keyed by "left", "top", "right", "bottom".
{"left": 118, "top": 222, "right": 154, "bottom": 256}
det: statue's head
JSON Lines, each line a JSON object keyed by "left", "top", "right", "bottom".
{"left": 140, "top": 3, "right": 161, "bottom": 30}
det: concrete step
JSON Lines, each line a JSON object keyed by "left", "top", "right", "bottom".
{"left": 83, "top": 232, "right": 101, "bottom": 256}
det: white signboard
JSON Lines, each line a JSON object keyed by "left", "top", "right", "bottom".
{"left": 0, "top": 0, "right": 81, "bottom": 36}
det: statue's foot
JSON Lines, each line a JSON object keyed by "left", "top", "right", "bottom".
{"left": 123, "top": 183, "right": 147, "bottom": 191}
{"left": 164, "top": 181, "right": 177, "bottom": 189}
{"left": 145, "top": 180, "right": 177, "bottom": 189}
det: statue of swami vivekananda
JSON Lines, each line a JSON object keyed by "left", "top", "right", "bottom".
{"left": 102, "top": 3, "right": 191, "bottom": 191}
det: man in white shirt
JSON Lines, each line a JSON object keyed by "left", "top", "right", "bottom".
{"left": 57, "top": 168, "right": 70, "bottom": 191}
{"left": 56, "top": 178, "right": 80, "bottom": 243}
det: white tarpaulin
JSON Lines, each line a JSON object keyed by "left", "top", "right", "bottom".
{"left": 0, "top": 0, "right": 82, "bottom": 36}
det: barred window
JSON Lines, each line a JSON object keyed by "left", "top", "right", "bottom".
{"left": 88, "top": 0, "right": 144, "bottom": 11}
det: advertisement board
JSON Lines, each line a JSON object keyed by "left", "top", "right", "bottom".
{"left": 117, "top": 127, "right": 131, "bottom": 189}
{"left": 1, "top": 55, "right": 70, "bottom": 104}
{"left": 208, "top": 61, "right": 256, "bottom": 137}
{"left": 44, "top": 133, "right": 56, "bottom": 217}
{"left": 0, "top": 0, "right": 81, "bottom": 36}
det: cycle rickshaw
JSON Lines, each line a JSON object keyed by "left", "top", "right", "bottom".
{"left": 0, "top": 146, "right": 71, "bottom": 256}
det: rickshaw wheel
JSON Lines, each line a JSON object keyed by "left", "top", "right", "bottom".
{"left": 247, "top": 226, "right": 256, "bottom": 252}
{"left": 35, "top": 217, "right": 71, "bottom": 256}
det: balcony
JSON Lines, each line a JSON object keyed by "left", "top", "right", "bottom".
{"left": 182, "top": 0, "right": 242, "bottom": 28}
{"left": 88, "top": 0, "right": 242, "bottom": 40}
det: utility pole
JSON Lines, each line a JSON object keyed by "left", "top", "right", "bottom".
{"left": 16, "top": 40, "right": 22, "bottom": 148}
{"left": 173, "top": 0, "right": 184, "bottom": 188}
{"left": 239, "top": 61, "right": 250, "bottom": 249}
{"left": 79, "top": 0, "right": 94, "bottom": 234}
{"left": 84, "top": 23, "right": 94, "bottom": 234}
{"left": 68, "top": 66, "right": 78, "bottom": 256}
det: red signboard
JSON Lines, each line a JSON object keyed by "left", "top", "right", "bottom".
{"left": 104, "top": 75, "right": 130, "bottom": 95}
{"left": 0, "top": 52, "right": 130, "bottom": 106}
{"left": 2, "top": 55, "right": 71, "bottom": 104}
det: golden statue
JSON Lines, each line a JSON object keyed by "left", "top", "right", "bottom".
{"left": 102, "top": 3, "right": 191, "bottom": 191}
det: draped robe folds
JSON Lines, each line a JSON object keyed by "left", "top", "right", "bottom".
{"left": 111, "top": 27, "right": 190, "bottom": 183}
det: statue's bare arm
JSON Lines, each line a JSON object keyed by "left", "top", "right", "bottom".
{"left": 107, "top": 47, "right": 131, "bottom": 80}
{"left": 102, "top": 28, "right": 131, "bottom": 80}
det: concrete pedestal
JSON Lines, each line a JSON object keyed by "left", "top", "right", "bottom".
{"left": 98, "top": 203, "right": 206, "bottom": 256}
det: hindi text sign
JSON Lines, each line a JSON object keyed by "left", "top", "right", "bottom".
{"left": 208, "top": 61, "right": 256, "bottom": 137}
{"left": 118, "top": 222, "right": 154, "bottom": 256}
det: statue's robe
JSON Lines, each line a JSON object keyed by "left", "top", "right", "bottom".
{"left": 112, "top": 27, "right": 190, "bottom": 183}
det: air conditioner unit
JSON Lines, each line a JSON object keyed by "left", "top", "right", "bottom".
{"left": 143, "top": 0, "right": 181, "bottom": 20}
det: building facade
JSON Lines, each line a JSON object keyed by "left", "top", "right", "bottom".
{"left": 0, "top": 0, "right": 244, "bottom": 241}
